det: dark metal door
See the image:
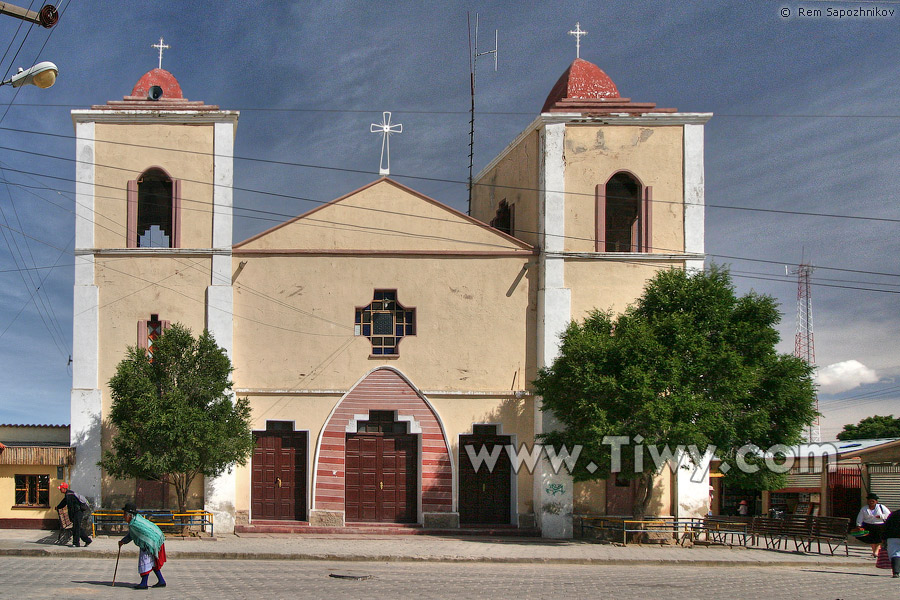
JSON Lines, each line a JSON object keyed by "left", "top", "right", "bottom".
{"left": 459, "top": 434, "right": 512, "bottom": 524}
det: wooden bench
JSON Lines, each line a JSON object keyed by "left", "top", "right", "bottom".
{"left": 811, "top": 516, "right": 850, "bottom": 556}
{"left": 694, "top": 516, "right": 753, "bottom": 546}
{"left": 749, "top": 515, "right": 849, "bottom": 555}
{"left": 91, "top": 509, "right": 214, "bottom": 537}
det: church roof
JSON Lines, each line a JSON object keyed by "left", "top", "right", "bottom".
{"left": 90, "top": 68, "right": 220, "bottom": 111}
{"left": 541, "top": 57, "right": 676, "bottom": 115}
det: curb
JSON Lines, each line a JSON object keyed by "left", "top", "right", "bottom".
{"left": 0, "top": 547, "right": 870, "bottom": 568}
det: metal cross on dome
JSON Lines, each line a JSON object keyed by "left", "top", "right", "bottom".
{"left": 370, "top": 111, "right": 402, "bottom": 176}
{"left": 568, "top": 22, "right": 587, "bottom": 59}
{"left": 152, "top": 37, "right": 170, "bottom": 70}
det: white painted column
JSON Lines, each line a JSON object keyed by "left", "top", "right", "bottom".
{"left": 675, "top": 448, "right": 714, "bottom": 519}
{"left": 205, "top": 119, "right": 237, "bottom": 533}
{"left": 683, "top": 123, "right": 706, "bottom": 273}
{"left": 70, "top": 121, "right": 101, "bottom": 505}
{"left": 534, "top": 122, "right": 573, "bottom": 538}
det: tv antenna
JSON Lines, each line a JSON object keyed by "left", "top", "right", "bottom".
{"left": 467, "top": 12, "right": 498, "bottom": 215}
{"left": 787, "top": 257, "right": 820, "bottom": 443}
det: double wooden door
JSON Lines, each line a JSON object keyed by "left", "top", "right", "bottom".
{"left": 458, "top": 434, "right": 512, "bottom": 524}
{"left": 345, "top": 433, "right": 417, "bottom": 523}
{"left": 251, "top": 430, "right": 307, "bottom": 521}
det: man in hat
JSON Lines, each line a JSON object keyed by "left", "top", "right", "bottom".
{"left": 55, "top": 483, "right": 92, "bottom": 547}
{"left": 119, "top": 502, "right": 167, "bottom": 589}
{"left": 737, "top": 499, "right": 749, "bottom": 516}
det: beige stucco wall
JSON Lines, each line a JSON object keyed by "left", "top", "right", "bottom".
{"left": 470, "top": 131, "right": 541, "bottom": 247}
{"left": 565, "top": 259, "right": 685, "bottom": 321}
{"left": 0, "top": 466, "right": 64, "bottom": 521}
{"left": 93, "top": 123, "right": 215, "bottom": 249}
{"left": 94, "top": 255, "right": 211, "bottom": 505}
{"left": 231, "top": 255, "right": 537, "bottom": 392}
{"left": 239, "top": 180, "right": 530, "bottom": 253}
{"left": 563, "top": 125, "right": 685, "bottom": 254}
{"left": 574, "top": 470, "right": 673, "bottom": 516}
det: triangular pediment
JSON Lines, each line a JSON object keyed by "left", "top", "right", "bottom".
{"left": 235, "top": 178, "right": 532, "bottom": 253}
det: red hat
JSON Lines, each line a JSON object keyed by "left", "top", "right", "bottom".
{"left": 739, "top": 500, "right": 748, "bottom": 505}
{"left": 58, "top": 482, "right": 69, "bottom": 491}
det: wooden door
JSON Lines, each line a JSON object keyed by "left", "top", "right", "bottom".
{"left": 251, "top": 429, "right": 307, "bottom": 521}
{"left": 605, "top": 474, "right": 637, "bottom": 516}
{"left": 345, "top": 433, "right": 417, "bottom": 523}
{"left": 459, "top": 434, "right": 512, "bottom": 524}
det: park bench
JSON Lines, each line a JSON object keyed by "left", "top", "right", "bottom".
{"left": 811, "top": 516, "right": 850, "bottom": 556}
{"left": 91, "top": 509, "right": 214, "bottom": 537}
{"left": 690, "top": 516, "right": 753, "bottom": 546}
{"left": 749, "top": 515, "right": 849, "bottom": 555}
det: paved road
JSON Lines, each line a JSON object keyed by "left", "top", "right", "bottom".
{"left": 1, "top": 556, "right": 896, "bottom": 599}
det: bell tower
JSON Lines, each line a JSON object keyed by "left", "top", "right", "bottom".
{"left": 472, "top": 53, "right": 711, "bottom": 537}
{"left": 69, "top": 67, "right": 238, "bottom": 529}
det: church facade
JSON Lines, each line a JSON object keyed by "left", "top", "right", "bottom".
{"left": 69, "top": 56, "right": 711, "bottom": 537}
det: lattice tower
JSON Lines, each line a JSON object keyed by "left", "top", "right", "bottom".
{"left": 792, "top": 263, "right": 820, "bottom": 442}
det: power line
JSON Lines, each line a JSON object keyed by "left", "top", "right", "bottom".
{"left": 3, "top": 166, "right": 900, "bottom": 290}
{"left": 1, "top": 128, "right": 899, "bottom": 225}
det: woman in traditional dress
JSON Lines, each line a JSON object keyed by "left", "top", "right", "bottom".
{"left": 118, "top": 502, "right": 167, "bottom": 589}
{"left": 855, "top": 493, "right": 891, "bottom": 558}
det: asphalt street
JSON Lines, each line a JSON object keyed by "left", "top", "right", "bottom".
{"left": 1, "top": 556, "right": 896, "bottom": 599}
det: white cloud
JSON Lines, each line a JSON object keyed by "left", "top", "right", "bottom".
{"left": 815, "top": 360, "right": 879, "bottom": 394}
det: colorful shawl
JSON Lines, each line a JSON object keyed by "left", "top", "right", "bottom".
{"left": 129, "top": 513, "right": 165, "bottom": 557}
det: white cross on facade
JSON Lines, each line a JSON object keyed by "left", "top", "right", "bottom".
{"left": 568, "top": 22, "right": 587, "bottom": 59}
{"left": 370, "top": 111, "right": 402, "bottom": 176}
{"left": 152, "top": 37, "right": 170, "bottom": 70}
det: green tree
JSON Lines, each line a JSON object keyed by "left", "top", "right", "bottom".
{"left": 99, "top": 323, "right": 255, "bottom": 514}
{"left": 534, "top": 267, "right": 818, "bottom": 518}
{"left": 837, "top": 415, "right": 900, "bottom": 441}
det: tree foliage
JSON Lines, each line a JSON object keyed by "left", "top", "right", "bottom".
{"left": 99, "top": 323, "right": 255, "bottom": 513}
{"left": 837, "top": 415, "right": 900, "bottom": 441}
{"left": 534, "top": 267, "right": 818, "bottom": 517}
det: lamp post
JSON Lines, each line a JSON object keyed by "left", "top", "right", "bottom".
{"left": 0, "top": 61, "right": 58, "bottom": 89}
{"left": 0, "top": 3, "right": 58, "bottom": 28}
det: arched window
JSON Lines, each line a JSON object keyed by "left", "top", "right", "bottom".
{"left": 127, "top": 167, "right": 182, "bottom": 248}
{"left": 596, "top": 172, "right": 652, "bottom": 252}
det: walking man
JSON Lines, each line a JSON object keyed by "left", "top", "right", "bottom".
{"left": 55, "top": 483, "right": 92, "bottom": 547}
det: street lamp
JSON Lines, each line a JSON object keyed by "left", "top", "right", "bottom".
{"left": 0, "top": 61, "right": 58, "bottom": 89}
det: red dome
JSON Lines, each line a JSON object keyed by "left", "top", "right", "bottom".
{"left": 541, "top": 58, "right": 620, "bottom": 112}
{"left": 130, "top": 68, "right": 183, "bottom": 100}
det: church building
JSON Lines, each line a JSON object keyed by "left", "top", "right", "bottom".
{"left": 69, "top": 48, "right": 711, "bottom": 537}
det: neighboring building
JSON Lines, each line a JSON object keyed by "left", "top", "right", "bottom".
{"left": 710, "top": 438, "right": 900, "bottom": 521}
{"left": 0, "top": 424, "right": 75, "bottom": 529}
{"left": 69, "top": 55, "right": 710, "bottom": 536}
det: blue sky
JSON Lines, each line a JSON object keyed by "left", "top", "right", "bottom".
{"left": 0, "top": 1, "right": 898, "bottom": 440}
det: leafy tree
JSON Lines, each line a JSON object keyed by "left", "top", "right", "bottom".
{"left": 534, "top": 267, "right": 817, "bottom": 518}
{"left": 99, "top": 323, "right": 255, "bottom": 514}
{"left": 837, "top": 415, "right": 900, "bottom": 441}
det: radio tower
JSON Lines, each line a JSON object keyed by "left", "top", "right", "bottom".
{"left": 791, "top": 262, "right": 820, "bottom": 442}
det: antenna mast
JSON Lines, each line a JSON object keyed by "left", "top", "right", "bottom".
{"left": 467, "top": 12, "right": 498, "bottom": 215}
{"left": 790, "top": 261, "right": 820, "bottom": 442}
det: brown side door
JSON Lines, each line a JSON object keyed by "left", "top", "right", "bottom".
{"left": 346, "top": 433, "right": 417, "bottom": 523}
{"left": 459, "top": 434, "right": 512, "bottom": 524}
{"left": 251, "top": 430, "right": 307, "bottom": 521}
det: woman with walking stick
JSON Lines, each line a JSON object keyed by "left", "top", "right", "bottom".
{"left": 118, "top": 502, "right": 167, "bottom": 589}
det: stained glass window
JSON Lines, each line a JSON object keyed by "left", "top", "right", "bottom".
{"left": 354, "top": 290, "right": 415, "bottom": 355}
